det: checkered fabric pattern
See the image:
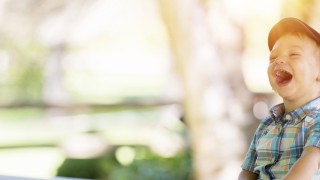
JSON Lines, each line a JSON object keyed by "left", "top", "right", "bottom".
{"left": 242, "top": 97, "right": 320, "bottom": 179}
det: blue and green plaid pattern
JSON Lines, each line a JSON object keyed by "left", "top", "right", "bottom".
{"left": 242, "top": 97, "right": 320, "bottom": 179}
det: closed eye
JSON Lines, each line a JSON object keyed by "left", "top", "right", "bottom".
{"left": 289, "top": 48, "right": 302, "bottom": 57}
{"left": 289, "top": 53, "right": 300, "bottom": 57}
{"left": 269, "top": 56, "right": 277, "bottom": 63}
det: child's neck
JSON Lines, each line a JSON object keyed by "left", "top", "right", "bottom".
{"left": 283, "top": 102, "right": 296, "bottom": 113}
{"left": 283, "top": 97, "right": 319, "bottom": 113}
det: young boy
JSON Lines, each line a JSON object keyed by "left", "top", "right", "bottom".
{"left": 238, "top": 17, "right": 320, "bottom": 179}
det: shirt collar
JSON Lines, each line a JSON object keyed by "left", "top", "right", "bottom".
{"left": 269, "top": 97, "right": 320, "bottom": 124}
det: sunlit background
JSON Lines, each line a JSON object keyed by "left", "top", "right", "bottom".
{"left": 0, "top": 0, "right": 319, "bottom": 179}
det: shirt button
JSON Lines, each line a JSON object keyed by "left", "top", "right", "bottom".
{"left": 285, "top": 114, "right": 292, "bottom": 120}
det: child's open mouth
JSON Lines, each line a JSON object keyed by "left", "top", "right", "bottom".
{"left": 274, "top": 69, "right": 293, "bottom": 85}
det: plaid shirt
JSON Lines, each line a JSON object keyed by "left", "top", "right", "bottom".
{"left": 242, "top": 97, "right": 320, "bottom": 179}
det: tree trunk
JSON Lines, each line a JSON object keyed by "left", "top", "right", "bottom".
{"left": 158, "top": 0, "right": 233, "bottom": 179}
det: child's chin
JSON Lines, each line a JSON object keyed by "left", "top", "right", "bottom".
{"left": 274, "top": 85, "right": 293, "bottom": 96}
{"left": 277, "top": 89, "right": 294, "bottom": 98}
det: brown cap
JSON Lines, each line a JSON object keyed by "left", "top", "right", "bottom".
{"left": 268, "top": 17, "right": 320, "bottom": 51}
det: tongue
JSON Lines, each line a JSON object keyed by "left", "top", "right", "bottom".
{"left": 276, "top": 71, "right": 292, "bottom": 84}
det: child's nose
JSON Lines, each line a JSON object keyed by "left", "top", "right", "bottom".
{"left": 275, "top": 56, "right": 286, "bottom": 64}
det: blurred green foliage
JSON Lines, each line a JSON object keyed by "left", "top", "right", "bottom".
{"left": 0, "top": 108, "right": 44, "bottom": 121}
{"left": 56, "top": 157, "right": 109, "bottom": 179}
{"left": 56, "top": 146, "right": 192, "bottom": 180}
{"left": 0, "top": 35, "right": 46, "bottom": 104}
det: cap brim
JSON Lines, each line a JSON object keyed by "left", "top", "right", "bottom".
{"left": 268, "top": 17, "right": 320, "bottom": 51}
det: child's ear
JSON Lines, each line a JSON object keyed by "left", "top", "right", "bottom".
{"left": 317, "top": 73, "right": 320, "bottom": 82}
{"left": 317, "top": 64, "right": 320, "bottom": 81}
{"left": 317, "top": 59, "right": 320, "bottom": 82}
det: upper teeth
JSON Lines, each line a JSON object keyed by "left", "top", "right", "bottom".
{"left": 275, "top": 69, "right": 286, "bottom": 76}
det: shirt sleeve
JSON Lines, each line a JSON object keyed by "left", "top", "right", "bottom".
{"left": 305, "top": 116, "right": 320, "bottom": 148}
{"left": 241, "top": 131, "right": 258, "bottom": 172}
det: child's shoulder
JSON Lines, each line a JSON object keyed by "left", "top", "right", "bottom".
{"left": 256, "top": 115, "right": 274, "bottom": 132}
{"left": 259, "top": 115, "right": 273, "bottom": 125}
{"left": 305, "top": 107, "right": 320, "bottom": 119}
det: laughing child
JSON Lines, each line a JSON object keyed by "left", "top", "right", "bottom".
{"left": 238, "top": 17, "right": 320, "bottom": 179}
